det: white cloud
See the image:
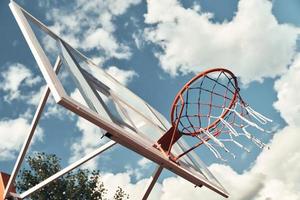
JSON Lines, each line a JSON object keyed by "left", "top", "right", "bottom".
{"left": 137, "top": 157, "right": 151, "bottom": 168}
{"left": 251, "top": 128, "right": 300, "bottom": 199}
{"left": 44, "top": 103, "right": 75, "bottom": 120}
{"left": 273, "top": 53, "right": 300, "bottom": 126}
{"left": 84, "top": 29, "right": 131, "bottom": 59}
{"left": 27, "top": 85, "right": 46, "bottom": 106}
{"left": 105, "top": 66, "right": 138, "bottom": 85}
{"left": 69, "top": 117, "right": 108, "bottom": 169}
{"left": 44, "top": 0, "right": 141, "bottom": 60}
{"left": 144, "top": 0, "right": 300, "bottom": 84}
{"left": 0, "top": 117, "right": 43, "bottom": 161}
{"left": 98, "top": 163, "right": 262, "bottom": 200}
{"left": 106, "top": 0, "right": 141, "bottom": 15}
{"left": 26, "top": 86, "right": 75, "bottom": 120}
{"left": 254, "top": 179, "right": 299, "bottom": 200}
{"left": 101, "top": 172, "right": 162, "bottom": 200}
{"left": 90, "top": 56, "right": 105, "bottom": 66}
{"left": 0, "top": 63, "right": 41, "bottom": 102}
{"left": 124, "top": 160, "right": 153, "bottom": 180}
{"left": 37, "top": 0, "right": 57, "bottom": 8}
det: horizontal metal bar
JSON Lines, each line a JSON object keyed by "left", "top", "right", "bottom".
{"left": 58, "top": 96, "right": 229, "bottom": 197}
{"left": 19, "top": 140, "right": 117, "bottom": 199}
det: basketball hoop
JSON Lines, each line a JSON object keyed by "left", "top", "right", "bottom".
{"left": 156, "top": 68, "right": 272, "bottom": 161}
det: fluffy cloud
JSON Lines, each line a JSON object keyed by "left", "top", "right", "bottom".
{"left": 105, "top": 66, "right": 138, "bottom": 85}
{"left": 12, "top": 64, "right": 76, "bottom": 119}
{"left": 0, "top": 117, "right": 43, "bottom": 161}
{"left": 98, "top": 125, "right": 300, "bottom": 200}
{"left": 124, "top": 158, "right": 152, "bottom": 180}
{"left": 0, "top": 64, "right": 45, "bottom": 161}
{"left": 69, "top": 117, "right": 108, "bottom": 169}
{"left": 0, "top": 63, "right": 41, "bottom": 102}
{"left": 144, "top": 0, "right": 300, "bottom": 84}
{"left": 106, "top": 0, "right": 141, "bottom": 15}
{"left": 251, "top": 126, "right": 300, "bottom": 199}
{"left": 137, "top": 157, "right": 152, "bottom": 168}
{"left": 158, "top": 165, "right": 264, "bottom": 200}
{"left": 273, "top": 53, "right": 300, "bottom": 126}
{"left": 45, "top": 0, "right": 141, "bottom": 61}
{"left": 98, "top": 162, "right": 262, "bottom": 200}
{"left": 101, "top": 172, "right": 162, "bottom": 200}
{"left": 153, "top": 125, "right": 300, "bottom": 200}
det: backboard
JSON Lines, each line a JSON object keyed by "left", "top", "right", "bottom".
{"left": 8, "top": 1, "right": 229, "bottom": 198}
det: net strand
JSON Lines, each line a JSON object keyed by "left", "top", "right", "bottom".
{"left": 196, "top": 135, "right": 226, "bottom": 161}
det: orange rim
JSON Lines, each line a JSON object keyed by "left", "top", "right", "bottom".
{"left": 170, "top": 68, "right": 239, "bottom": 135}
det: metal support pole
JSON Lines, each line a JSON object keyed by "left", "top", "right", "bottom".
{"left": 142, "top": 165, "right": 163, "bottom": 200}
{"left": 19, "top": 140, "right": 117, "bottom": 199}
{"left": 3, "top": 57, "right": 61, "bottom": 200}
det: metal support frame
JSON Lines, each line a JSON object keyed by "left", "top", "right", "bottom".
{"left": 2, "top": 57, "right": 116, "bottom": 199}
{"left": 142, "top": 165, "right": 163, "bottom": 200}
{"left": 7, "top": 1, "right": 229, "bottom": 198}
{"left": 3, "top": 57, "right": 62, "bottom": 200}
{"left": 19, "top": 140, "right": 116, "bottom": 199}
{"left": 6, "top": 2, "right": 162, "bottom": 199}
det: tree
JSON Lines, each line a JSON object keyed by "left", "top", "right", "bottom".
{"left": 113, "top": 187, "right": 129, "bottom": 200}
{"left": 16, "top": 152, "right": 129, "bottom": 200}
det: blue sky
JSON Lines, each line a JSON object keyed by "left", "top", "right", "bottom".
{"left": 1, "top": 0, "right": 300, "bottom": 199}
